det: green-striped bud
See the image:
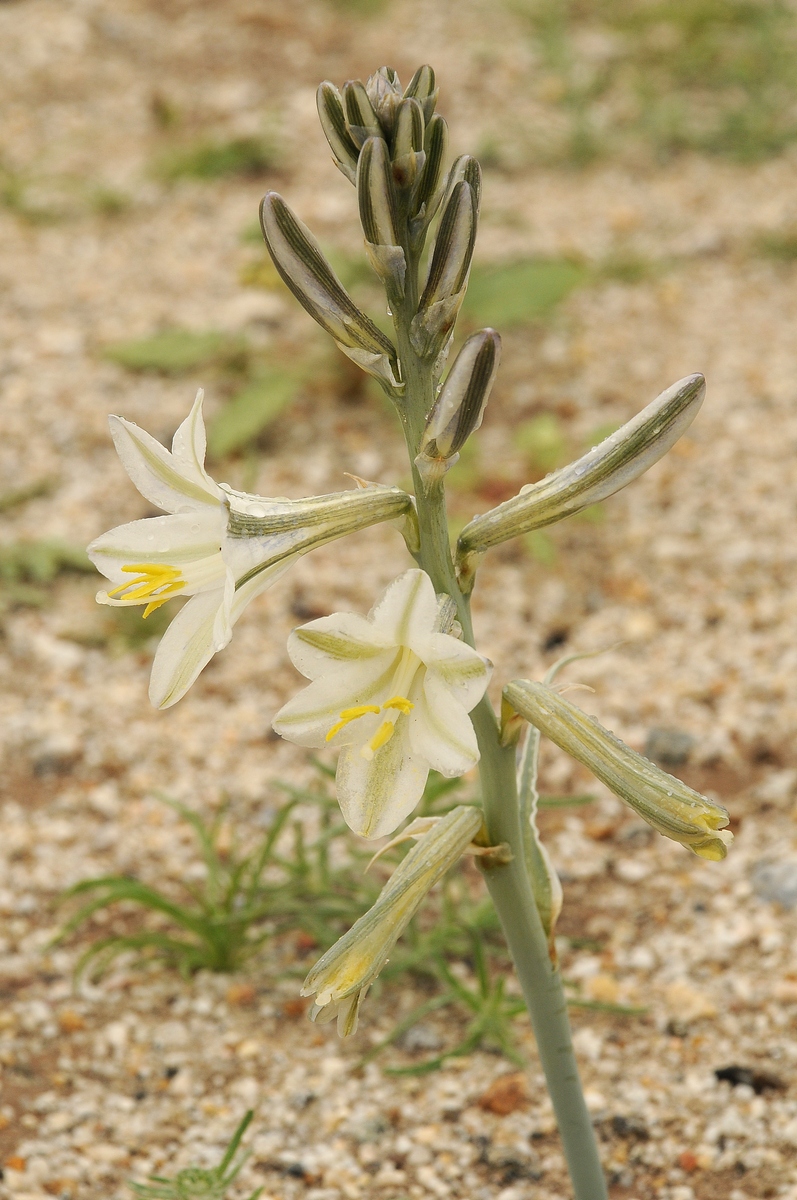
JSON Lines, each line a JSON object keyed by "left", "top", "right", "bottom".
{"left": 259, "top": 192, "right": 400, "bottom": 388}
{"left": 302, "top": 806, "right": 484, "bottom": 1035}
{"left": 417, "top": 329, "right": 501, "bottom": 479}
{"left": 410, "top": 181, "right": 477, "bottom": 357}
{"left": 443, "top": 154, "right": 482, "bottom": 216}
{"left": 403, "top": 64, "right": 438, "bottom": 123}
{"left": 343, "top": 80, "right": 383, "bottom": 148}
{"left": 317, "top": 81, "right": 360, "bottom": 185}
{"left": 503, "top": 681, "right": 733, "bottom": 861}
{"left": 358, "top": 137, "right": 406, "bottom": 298}
{"left": 391, "top": 97, "right": 426, "bottom": 189}
{"left": 457, "top": 374, "right": 705, "bottom": 585}
{"left": 411, "top": 113, "right": 448, "bottom": 229}
{"left": 366, "top": 66, "right": 403, "bottom": 137}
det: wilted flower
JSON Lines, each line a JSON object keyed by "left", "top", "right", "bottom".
{"left": 302, "top": 805, "right": 484, "bottom": 1035}
{"left": 503, "top": 680, "right": 733, "bottom": 860}
{"left": 88, "top": 392, "right": 413, "bottom": 709}
{"left": 272, "top": 569, "right": 491, "bottom": 838}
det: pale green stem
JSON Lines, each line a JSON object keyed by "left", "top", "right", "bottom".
{"left": 393, "top": 238, "right": 608, "bottom": 1200}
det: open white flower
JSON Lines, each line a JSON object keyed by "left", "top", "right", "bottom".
{"left": 88, "top": 391, "right": 413, "bottom": 710}
{"left": 272, "top": 569, "right": 491, "bottom": 838}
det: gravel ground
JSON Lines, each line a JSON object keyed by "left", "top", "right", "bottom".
{"left": 3, "top": 2, "right": 797, "bottom": 1198}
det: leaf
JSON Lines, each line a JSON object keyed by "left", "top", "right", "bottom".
{"left": 104, "top": 329, "right": 245, "bottom": 375}
{"left": 155, "top": 136, "right": 281, "bottom": 181}
{"left": 207, "top": 369, "right": 303, "bottom": 456}
{"left": 463, "top": 258, "right": 587, "bottom": 327}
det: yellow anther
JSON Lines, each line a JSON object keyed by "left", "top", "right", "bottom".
{"left": 326, "top": 704, "right": 381, "bottom": 742}
{"left": 382, "top": 695, "right": 414, "bottom": 715}
{"left": 107, "top": 563, "right": 186, "bottom": 617}
{"left": 365, "top": 719, "right": 396, "bottom": 756}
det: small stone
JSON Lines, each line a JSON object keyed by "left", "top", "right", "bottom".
{"left": 665, "top": 982, "right": 716, "bottom": 1021}
{"left": 644, "top": 727, "right": 695, "bottom": 767}
{"left": 5, "top": 1155, "right": 26, "bottom": 1170}
{"left": 57, "top": 1010, "right": 85, "bottom": 1033}
{"left": 678, "top": 1150, "right": 699, "bottom": 1172}
{"left": 478, "top": 1073, "right": 530, "bottom": 1116}
{"left": 398, "top": 1023, "right": 442, "bottom": 1053}
{"left": 584, "top": 973, "right": 619, "bottom": 1004}
{"left": 751, "top": 859, "right": 797, "bottom": 909}
{"left": 226, "top": 982, "right": 256, "bottom": 1007}
{"left": 282, "top": 997, "right": 308, "bottom": 1018}
{"left": 612, "top": 1114, "right": 649, "bottom": 1140}
{"left": 714, "top": 1064, "right": 786, "bottom": 1094}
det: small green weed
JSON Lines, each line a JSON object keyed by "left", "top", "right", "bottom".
{"left": 754, "top": 228, "right": 797, "bottom": 262}
{"left": 463, "top": 258, "right": 587, "bottom": 328}
{"left": 104, "top": 329, "right": 247, "bottom": 375}
{"left": 129, "top": 1110, "right": 261, "bottom": 1200}
{"left": 0, "top": 477, "right": 55, "bottom": 515}
{"left": 0, "top": 539, "right": 94, "bottom": 613}
{"left": 156, "top": 136, "right": 280, "bottom": 182}
{"left": 207, "top": 367, "right": 305, "bottom": 457}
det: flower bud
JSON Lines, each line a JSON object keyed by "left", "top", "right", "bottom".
{"left": 260, "top": 192, "right": 401, "bottom": 388}
{"left": 343, "top": 79, "right": 383, "bottom": 147}
{"left": 457, "top": 374, "right": 705, "bottom": 581}
{"left": 358, "top": 137, "right": 406, "bottom": 299}
{"left": 317, "top": 81, "right": 360, "bottom": 184}
{"left": 366, "top": 66, "right": 403, "bottom": 136}
{"left": 410, "top": 113, "right": 448, "bottom": 228}
{"left": 503, "top": 680, "right": 733, "bottom": 861}
{"left": 410, "top": 181, "right": 477, "bottom": 357}
{"left": 444, "top": 154, "right": 482, "bottom": 216}
{"left": 301, "top": 806, "right": 484, "bottom": 1035}
{"left": 417, "top": 329, "right": 501, "bottom": 477}
{"left": 391, "top": 97, "right": 426, "bottom": 189}
{"left": 403, "top": 64, "right": 438, "bottom": 122}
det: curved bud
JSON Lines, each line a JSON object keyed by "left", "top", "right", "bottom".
{"left": 391, "top": 97, "right": 426, "bottom": 189}
{"left": 417, "top": 329, "right": 501, "bottom": 478}
{"left": 260, "top": 192, "right": 400, "bottom": 388}
{"left": 317, "top": 81, "right": 360, "bottom": 184}
{"left": 411, "top": 181, "right": 477, "bottom": 357}
{"left": 444, "top": 154, "right": 482, "bottom": 216}
{"left": 301, "top": 806, "right": 483, "bottom": 1036}
{"left": 358, "top": 137, "right": 400, "bottom": 247}
{"left": 343, "top": 80, "right": 383, "bottom": 148}
{"left": 411, "top": 113, "right": 448, "bottom": 227}
{"left": 366, "top": 66, "right": 403, "bottom": 136}
{"left": 404, "top": 64, "right": 438, "bottom": 122}
{"left": 457, "top": 374, "right": 706, "bottom": 583}
{"left": 504, "top": 681, "right": 733, "bottom": 861}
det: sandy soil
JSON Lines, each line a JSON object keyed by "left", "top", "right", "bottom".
{"left": 3, "top": 2, "right": 797, "bottom": 1198}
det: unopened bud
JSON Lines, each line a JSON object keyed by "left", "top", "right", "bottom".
{"left": 410, "top": 181, "right": 477, "bottom": 357}
{"left": 302, "top": 806, "right": 484, "bottom": 1036}
{"left": 317, "top": 81, "right": 360, "bottom": 184}
{"left": 503, "top": 681, "right": 733, "bottom": 861}
{"left": 358, "top": 137, "right": 400, "bottom": 247}
{"left": 417, "top": 330, "right": 501, "bottom": 477}
{"left": 410, "top": 114, "right": 448, "bottom": 229}
{"left": 391, "top": 97, "right": 425, "bottom": 189}
{"left": 457, "top": 374, "right": 706, "bottom": 582}
{"left": 260, "top": 192, "right": 400, "bottom": 388}
{"left": 343, "top": 80, "right": 383, "bottom": 148}
{"left": 403, "top": 64, "right": 438, "bottom": 122}
{"left": 366, "top": 66, "right": 403, "bottom": 136}
{"left": 444, "top": 154, "right": 482, "bottom": 216}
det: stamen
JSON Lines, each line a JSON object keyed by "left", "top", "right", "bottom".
{"left": 382, "top": 695, "right": 414, "bottom": 715}
{"left": 107, "top": 563, "right": 186, "bottom": 617}
{"left": 325, "top": 705, "right": 381, "bottom": 742}
{"left": 362, "top": 719, "right": 396, "bottom": 760}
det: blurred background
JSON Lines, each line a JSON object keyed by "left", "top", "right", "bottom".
{"left": 3, "top": 1, "right": 797, "bottom": 1198}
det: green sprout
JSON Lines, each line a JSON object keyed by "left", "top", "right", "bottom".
{"left": 128, "top": 1110, "right": 262, "bottom": 1200}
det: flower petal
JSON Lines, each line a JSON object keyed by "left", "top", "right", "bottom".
{"left": 109, "top": 409, "right": 222, "bottom": 515}
{"left": 170, "top": 390, "right": 221, "bottom": 500}
{"left": 149, "top": 589, "right": 225, "bottom": 709}
{"left": 88, "top": 511, "right": 224, "bottom": 592}
{"left": 369, "top": 569, "right": 438, "bottom": 644}
{"left": 336, "top": 723, "right": 429, "bottom": 838}
{"left": 287, "top": 612, "right": 389, "bottom": 679}
{"left": 408, "top": 671, "right": 480, "bottom": 777}
{"left": 272, "top": 652, "right": 398, "bottom": 747}
{"left": 415, "top": 631, "right": 491, "bottom": 710}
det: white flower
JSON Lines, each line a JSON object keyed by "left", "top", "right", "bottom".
{"left": 272, "top": 569, "right": 491, "bottom": 838}
{"left": 88, "top": 391, "right": 413, "bottom": 710}
{"left": 302, "top": 805, "right": 485, "bottom": 1035}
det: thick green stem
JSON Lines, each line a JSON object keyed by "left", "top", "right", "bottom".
{"left": 394, "top": 241, "right": 607, "bottom": 1198}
